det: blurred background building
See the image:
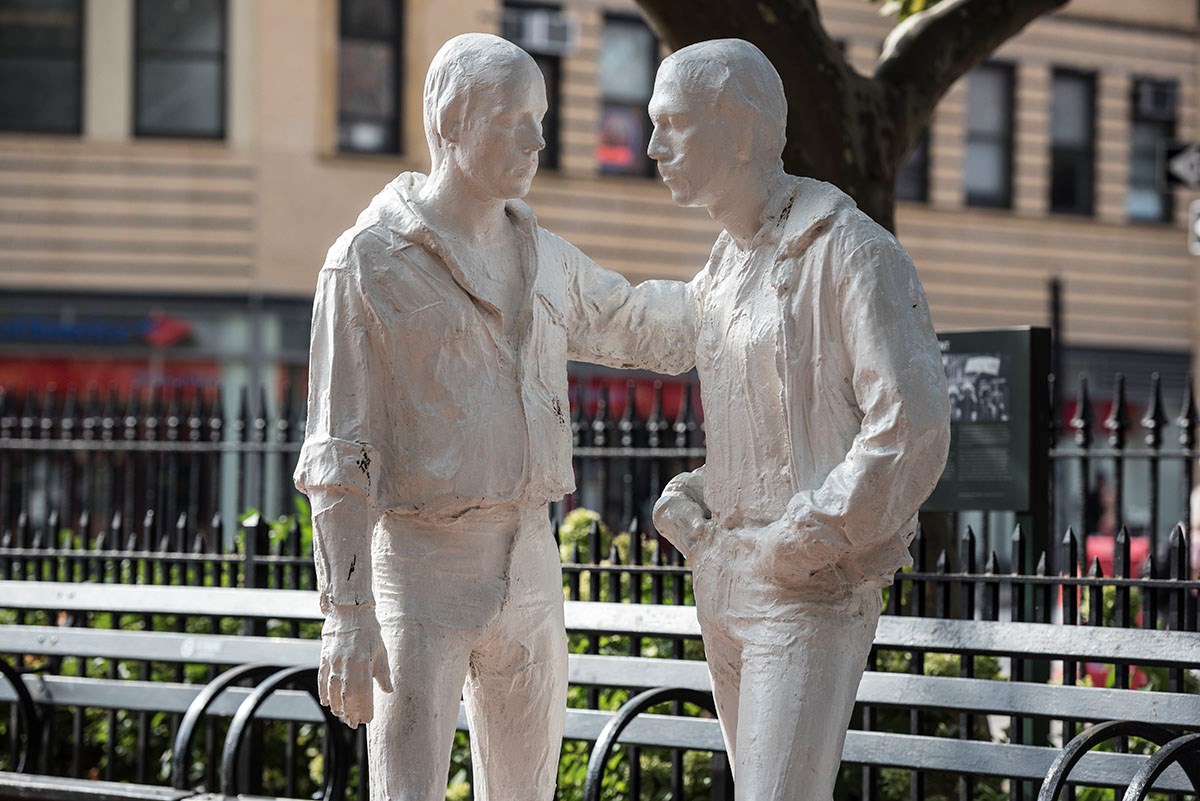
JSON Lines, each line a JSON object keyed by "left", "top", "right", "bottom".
{"left": 1, "top": 0, "right": 1198, "bottom": 530}
{"left": 1, "top": 0, "right": 1197, "bottom": 394}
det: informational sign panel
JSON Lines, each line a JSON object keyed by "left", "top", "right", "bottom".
{"left": 924, "top": 327, "right": 1051, "bottom": 512}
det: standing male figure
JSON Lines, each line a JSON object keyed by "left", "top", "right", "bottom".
{"left": 295, "top": 33, "right": 694, "bottom": 801}
{"left": 649, "top": 40, "right": 951, "bottom": 799}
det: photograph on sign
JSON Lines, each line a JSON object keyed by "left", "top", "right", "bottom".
{"left": 925, "top": 328, "right": 1049, "bottom": 513}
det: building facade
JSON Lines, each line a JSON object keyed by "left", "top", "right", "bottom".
{"left": 1, "top": 0, "right": 1197, "bottom": 410}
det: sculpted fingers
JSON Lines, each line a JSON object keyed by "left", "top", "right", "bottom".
{"left": 341, "top": 661, "right": 373, "bottom": 728}
{"left": 326, "top": 670, "right": 346, "bottom": 723}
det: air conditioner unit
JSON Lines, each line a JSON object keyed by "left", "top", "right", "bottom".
{"left": 502, "top": 8, "right": 576, "bottom": 57}
{"left": 1134, "top": 79, "right": 1177, "bottom": 122}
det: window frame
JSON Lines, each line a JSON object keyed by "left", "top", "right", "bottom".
{"left": 337, "top": 0, "right": 404, "bottom": 155}
{"left": 596, "top": 11, "right": 658, "bottom": 179}
{"left": 0, "top": 0, "right": 85, "bottom": 135}
{"left": 964, "top": 61, "right": 1015, "bottom": 209}
{"left": 132, "top": 0, "right": 228, "bottom": 140}
{"left": 1049, "top": 68, "right": 1097, "bottom": 217}
{"left": 1126, "top": 75, "right": 1176, "bottom": 225}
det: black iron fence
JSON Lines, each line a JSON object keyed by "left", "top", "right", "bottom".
{"left": 3, "top": 514, "right": 1199, "bottom": 800}
{"left": 3, "top": 372, "right": 1200, "bottom": 799}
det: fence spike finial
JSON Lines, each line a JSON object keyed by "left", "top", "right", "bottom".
{"left": 1104, "top": 374, "right": 1130, "bottom": 449}
{"left": 1142, "top": 373, "right": 1167, "bottom": 449}
{"left": 618, "top": 380, "right": 637, "bottom": 448}
{"left": 1071, "top": 375, "right": 1094, "bottom": 448}
{"left": 1178, "top": 374, "right": 1198, "bottom": 451}
{"left": 646, "top": 380, "right": 665, "bottom": 448}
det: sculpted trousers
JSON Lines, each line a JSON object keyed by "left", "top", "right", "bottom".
{"left": 692, "top": 543, "right": 883, "bottom": 801}
{"left": 366, "top": 506, "right": 567, "bottom": 801}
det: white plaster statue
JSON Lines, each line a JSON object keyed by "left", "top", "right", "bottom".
{"left": 648, "top": 39, "right": 951, "bottom": 800}
{"left": 294, "top": 33, "right": 694, "bottom": 801}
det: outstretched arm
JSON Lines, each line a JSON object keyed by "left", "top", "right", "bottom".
{"left": 295, "top": 262, "right": 393, "bottom": 727}
{"left": 552, "top": 233, "right": 701, "bottom": 376}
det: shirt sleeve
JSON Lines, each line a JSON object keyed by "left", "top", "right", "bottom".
{"left": 782, "top": 233, "right": 951, "bottom": 567}
{"left": 555, "top": 233, "right": 700, "bottom": 376}
{"left": 294, "top": 259, "right": 379, "bottom": 610}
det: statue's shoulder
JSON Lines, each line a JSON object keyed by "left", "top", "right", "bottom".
{"left": 323, "top": 173, "right": 429, "bottom": 278}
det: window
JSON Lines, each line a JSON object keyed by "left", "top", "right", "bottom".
{"left": 0, "top": 0, "right": 83, "bottom": 134}
{"left": 338, "top": 0, "right": 402, "bottom": 154}
{"left": 1127, "top": 78, "right": 1176, "bottom": 223}
{"left": 965, "top": 63, "right": 1014, "bottom": 208}
{"left": 896, "top": 129, "right": 929, "bottom": 203}
{"left": 502, "top": 1, "right": 567, "bottom": 170}
{"left": 135, "top": 0, "right": 225, "bottom": 138}
{"left": 596, "top": 15, "right": 657, "bottom": 177}
{"left": 1050, "top": 70, "right": 1096, "bottom": 215}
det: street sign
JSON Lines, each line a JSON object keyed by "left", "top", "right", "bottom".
{"left": 1189, "top": 199, "right": 1200, "bottom": 256}
{"left": 1165, "top": 143, "right": 1200, "bottom": 188}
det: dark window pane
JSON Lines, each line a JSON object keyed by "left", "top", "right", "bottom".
{"left": 1050, "top": 148, "right": 1092, "bottom": 214}
{"left": 0, "top": 56, "right": 79, "bottom": 131}
{"left": 0, "top": 0, "right": 81, "bottom": 52}
{"left": 137, "top": 59, "right": 223, "bottom": 136}
{"left": 0, "top": 0, "right": 80, "bottom": 133}
{"left": 339, "top": 40, "right": 395, "bottom": 117}
{"left": 533, "top": 52, "right": 559, "bottom": 170}
{"left": 341, "top": 0, "right": 395, "bottom": 37}
{"left": 965, "top": 64, "right": 1013, "bottom": 207}
{"left": 597, "top": 15, "right": 656, "bottom": 177}
{"left": 135, "top": 0, "right": 224, "bottom": 137}
{"left": 137, "top": 0, "right": 222, "bottom": 53}
{"left": 1128, "top": 78, "right": 1175, "bottom": 223}
{"left": 896, "top": 130, "right": 928, "bottom": 202}
{"left": 599, "top": 19, "right": 654, "bottom": 103}
{"left": 1050, "top": 71, "right": 1094, "bottom": 214}
{"left": 337, "top": 0, "right": 401, "bottom": 154}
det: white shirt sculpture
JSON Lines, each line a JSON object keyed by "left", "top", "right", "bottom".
{"left": 649, "top": 40, "right": 951, "bottom": 800}
{"left": 294, "top": 33, "right": 694, "bottom": 801}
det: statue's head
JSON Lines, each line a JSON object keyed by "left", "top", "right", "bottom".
{"left": 648, "top": 39, "right": 786, "bottom": 207}
{"left": 423, "top": 33, "right": 547, "bottom": 199}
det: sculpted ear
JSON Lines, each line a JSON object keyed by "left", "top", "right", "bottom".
{"left": 734, "top": 116, "right": 755, "bottom": 164}
{"left": 436, "top": 93, "right": 469, "bottom": 144}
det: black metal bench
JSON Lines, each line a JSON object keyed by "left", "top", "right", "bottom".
{"left": 3, "top": 581, "right": 1200, "bottom": 801}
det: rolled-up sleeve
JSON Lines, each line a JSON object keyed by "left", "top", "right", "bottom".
{"left": 294, "top": 265, "right": 379, "bottom": 499}
{"left": 295, "top": 258, "right": 380, "bottom": 610}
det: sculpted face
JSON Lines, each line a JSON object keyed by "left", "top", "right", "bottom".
{"left": 451, "top": 59, "right": 547, "bottom": 201}
{"left": 647, "top": 66, "right": 740, "bottom": 208}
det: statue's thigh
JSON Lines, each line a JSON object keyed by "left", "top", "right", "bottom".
{"left": 366, "top": 618, "right": 473, "bottom": 801}
{"left": 733, "top": 593, "right": 880, "bottom": 801}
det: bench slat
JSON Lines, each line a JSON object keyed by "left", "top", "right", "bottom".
{"left": 874, "top": 617, "right": 1200, "bottom": 666}
{"left": 5, "top": 582, "right": 1199, "bottom": 666}
{"left": 843, "top": 730, "right": 1193, "bottom": 792}
{"left": 0, "top": 771, "right": 193, "bottom": 801}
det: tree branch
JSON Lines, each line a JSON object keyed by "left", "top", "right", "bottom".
{"left": 875, "top": 0, "right": 1068, "bottom": 147}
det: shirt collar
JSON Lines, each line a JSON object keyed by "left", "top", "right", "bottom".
{"left": 383, "top": 172, "right": 541, "bottom": 310}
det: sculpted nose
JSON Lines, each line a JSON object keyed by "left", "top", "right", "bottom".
{"left": 647, "top": 126, "right": 667, "bottom": 160}
{"left": 521, "top": 121, "right": 546, "bottom": 153}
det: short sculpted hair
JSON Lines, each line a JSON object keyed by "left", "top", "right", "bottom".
{"left": 423, "top": 33, "right": 537, "bottom": 167}
{"left": 661, "top": 39, "right": 787, "bottom": 162}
